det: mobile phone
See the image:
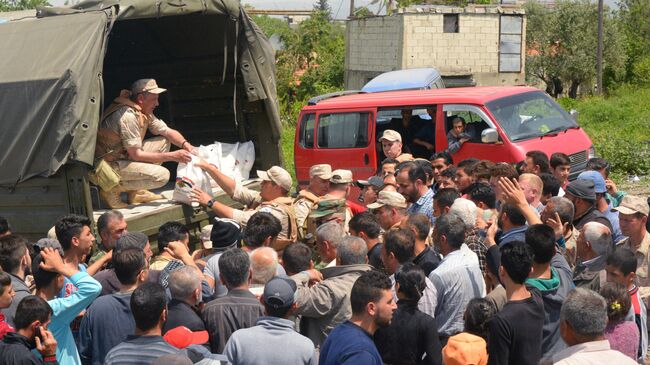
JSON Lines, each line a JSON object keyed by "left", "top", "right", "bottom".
{"left": 34, "top": 325, "right": 44, "bottom": 342}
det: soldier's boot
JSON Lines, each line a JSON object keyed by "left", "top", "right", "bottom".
{"left": 99, "top": 187, "right": 128, "bottom": 209}
{"left": 127, "top": 190, "right": 164, "bottom": 205}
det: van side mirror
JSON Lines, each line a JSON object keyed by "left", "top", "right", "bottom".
{"left": 481, "top": 128, "right": 499, "bottom": 144}
{"left": 569, "top": 109, "right": 579, "bottom": 120}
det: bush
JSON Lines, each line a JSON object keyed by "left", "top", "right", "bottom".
{"left": 559, "top": 85, "right": 650, "bottom": 175}
{"left": 632, "top": 56, "right": 650, "bottom": 86}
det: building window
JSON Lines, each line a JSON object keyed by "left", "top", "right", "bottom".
{"left": 499, "top": 15, "right": 523, "bottom": 72}
{"left": 443, "top": 14, "right": 459, "bottom": 33}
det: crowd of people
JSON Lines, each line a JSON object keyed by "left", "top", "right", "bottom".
{"left": 0, "top": 129, "right": 649, "bottom": 364}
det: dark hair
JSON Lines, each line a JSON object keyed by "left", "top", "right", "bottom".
{"left": 282, "top": 243, "right": 313, "bottom": 275}
{"left": 471, "top": 160, "right": 495, "bottom": 181}
{"left": 0, "top": 235, "right": 28, "bottom": 274}
{"left": 157, "top": 222, "right": 189, "bottom": 253}
{"left": 464, "top": 298, "right": 496, "bottom": 340}
{"left": 406, "top": 214, "right": 430, "bottom": 241}
{"left": 350, "top": 270, "right": 392, "bottom": 314}
{"left": 266, "top": 302, "right": 293, "bottom": 319}
{"left": 599, "top": 282, "right": 631, "bottom": 323}
{"left": 97, "top": 210, "right": 124, "bottom": 236}
{"left": 500, "top": 241, "right": 533, "bottom": 284}
{"left": 467, "top": 182, "right": 496, "bottom": 209}
{"left": 0, "top": 271, "right": 10, "bottom": 290}
{"left": 431, "top": 151, "right": 453, "bottom": 165}
{"left": 397, "top": 161, "right": 427, "bottom": 185}
{"left": 433, "top": 188, "right": 460, "bottom": 210}
{"left": 414, "top": 159, "right": 434, "bottom": 183}
{"left": 526, "top": 151, "right": 550, "bottom": 173}
{"left": 457, "top": 158, "right": 479, "bottom": 175}
{"left": 606, "top": 248, "right": 637, "bottom": 276}
{"left": 586, "top": 157, "right": 611, "bottom": 178}
{"left": 244, "top": 212, "right": 282, "bottom": 248}
{"left": 349, "top": 212, "right": 381, "bottom": 239}
{"left": 515, "top": 160, "right": 527, "bottom": 175}
{"left": 55, "top": 214, "right": 91, "bottom": 251}
{"left": 550, "top": 152, "right": 571, "bottom": 169}
{"left": 435, "top": 213, "right": 466, "bottom": 249}
{"left": 525, "top": 224, "right": 556, "bottom": 264}
{"left": 395, "top": 263, "right": 426, "bottom": 301}
{"left": 440, "top": 166, "right": 457, "bottom": 179}
{"left": 381, "top": 158, "right": 399, "bottom": 166}
{"left": 490, "top": 163, "right": 519, "bottom": 180}
{"left": 14, "top": 295, "right": 52, "bottom": 330}
{"left": 501, "top": 203, "right": 527, "bottom": 226}
{"left": 383, "top": 229, "right": 415, "bottom": 264}
{"left": 131, "top": 282, "right": 166, "bottom": 331}
{"left": 31, "top": 253, "right": 60, "bottom": 289}
{"left": 0, "top": 216, "right": 10, "bottom": 235}
{"left": 114, "top": 248, "right": 146, "bottom": 286}
{"left": 539, "top": 173, "right": 560, "bottom": 197}
{"left": 218, "top": 248, "right": 251, "bottom": 287}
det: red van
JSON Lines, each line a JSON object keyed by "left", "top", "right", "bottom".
{"left": 294, "top": 86, "right": 595, "bottom": 186}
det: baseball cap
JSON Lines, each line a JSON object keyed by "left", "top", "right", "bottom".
{"left": 577, "top": 171, "right": 607, "bottom": 194}
{"left": 380, "top": 129, "right": 402, "bottom": 143}
{"left": 613, "top": 195, "right": 649, "bottom": 216}
{"left": 263, "top": 276, "right": 297, "bottom": 309}
{"left": 130, "top": 78, "right": 167, "bottom": 94}
{"left": 310, "top": 164, "right": 333, "bottom": 180}
{"left": 308, "top": 198, "right": 347, "bottom": 219}
{"left": 163, "top": 326, "right": 209, "bottom": 349}
{"left": 330, "top": 169, "right": 353, "bottom": 184}
{"left": 210, "top": 218, "right": 242, "bottom": 252}
{"left": 367, "top": 191, "right": 408, "bottom": 209}
{"left": 257, "top": 166, "right": 293, "bottom": 192}
{"left": 356, "top": 176, "right": 385, "bottom": 190}
{"left": 565, "top": 179, "right": 596, "bottom": 201}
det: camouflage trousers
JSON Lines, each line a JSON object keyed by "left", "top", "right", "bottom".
{"left": 112, "top": 136, "right": 171, "bottom": 191}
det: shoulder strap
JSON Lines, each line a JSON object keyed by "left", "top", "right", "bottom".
{"left": 263, "top": 197, "right": 298, "bottom": 244}
{"left": 297, "top": 190, "right": 321, "bottom": 204}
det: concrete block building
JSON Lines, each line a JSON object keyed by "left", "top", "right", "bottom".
{"left": 345, "top": 5, "right": 526, "bottom": 89}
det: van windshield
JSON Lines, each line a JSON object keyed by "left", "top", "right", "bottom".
{"left": 486, "top": 91, "right": 578, "bottom": 142}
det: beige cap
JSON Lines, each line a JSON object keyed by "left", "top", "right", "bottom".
{"left": 330, "top": 169, "right": 353, "bottom": 184}
{"left": 367, "top": 190, "right": 407, "bottom": 209}
{"left": 131, "top": 78, "right": 167, "bottom": 94}
{"left": 380, "top": 129, "right": 402, "bottom": 143}
{"left": 310, "top": 164, "right": 333, "bottom": 180}
{"left": 613, "top": 195, "right": 649, "bottom": 216}
{"left": 257, "top": 166, "right": 293, "bottom": 192}
{"left": 200, "top": 225, "right": 213, "bottom": 249}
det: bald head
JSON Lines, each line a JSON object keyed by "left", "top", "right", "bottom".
{"left": 250, "top": 247, "right": 279, "bottom": 285}
{"left": 582, "top": 222, "right": 613, "bottom": 256}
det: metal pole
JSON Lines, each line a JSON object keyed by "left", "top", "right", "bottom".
{"left": 596, "top": 0, "right": 604, "bottom": 95}
{"left": 350, "top": 0, "right": 355, "bottom": 18}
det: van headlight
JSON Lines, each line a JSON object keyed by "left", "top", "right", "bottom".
{"left": 588, "top": 146, "right": 596, "bottom": 159}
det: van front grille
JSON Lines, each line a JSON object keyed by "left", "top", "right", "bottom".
{"left": 569, "top": 150, "right": 587, "bottom": 170}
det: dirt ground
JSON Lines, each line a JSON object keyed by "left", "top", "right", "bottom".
{"left": 615, "top": 175, "right": 650, "bottom": 198}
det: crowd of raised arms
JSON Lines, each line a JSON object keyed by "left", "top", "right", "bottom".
{"left": 0, "top": 149, "right": 649, "bottom": 365}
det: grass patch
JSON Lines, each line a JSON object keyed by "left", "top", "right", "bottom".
{"left": 558, "top": 85, "right": 650, "bottom": 175}
{"left": 281, "top": 122, "right": 297, "bottom": 182}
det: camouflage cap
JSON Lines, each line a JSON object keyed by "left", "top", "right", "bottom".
{"left": 308, "top": 198, "right": 347, "bottom": 219}
{"left": 131, "top": 78, "right": 167, "bottom": 94}
{"left": 367, "top": 190, "right": 407, "bottom": 209}
{"left": 330, "top": 169, "right": 353, "bottom": 184}
{"left": 310, "top": 164, "right": 333, "bottom": 180}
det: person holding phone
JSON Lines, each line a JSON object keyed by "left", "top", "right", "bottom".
{"left": 0, "top": 295, "right": 59, "bottom": 364}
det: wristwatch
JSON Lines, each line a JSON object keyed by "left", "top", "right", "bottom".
{"left": 207, "top": 199, "right": 214, "bottom": 209}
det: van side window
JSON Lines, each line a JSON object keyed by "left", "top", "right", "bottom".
{"left": 317, "top": 112, "right": 369, "bottom": 149}
{"left": 299, "top": 113, "right": 316, "bottom": 148}
{"left": 444, "top": 107, "right": 492, "bottom": 143}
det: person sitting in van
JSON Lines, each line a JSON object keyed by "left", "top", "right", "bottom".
{"left": 380, "top": 130, "right": 414, "bottom": 163}
{"left": 446, "top": 117, "right": 473, "bottom": 154}
{"left": 412, "top": 107, "right": 437, "bottom": 159}
{"left": 95, "top": 79, "right": 197, "bottom": 209}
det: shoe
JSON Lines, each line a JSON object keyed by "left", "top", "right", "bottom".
{"left": 127, "top": 190, "right": 164, "bottom": 205}
{"left": 99, "top": 187, "right": 127, "bottom": 209}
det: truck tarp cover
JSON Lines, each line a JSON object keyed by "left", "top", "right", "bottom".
{"left": 0, "top": 0, "right": 280, "bottom": 185}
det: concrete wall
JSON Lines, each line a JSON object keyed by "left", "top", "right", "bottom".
{"left": 345, "top": 9, "right": 526, "bottom": 88}
{"left": 345, "top": 16, "right": 403, "bottom": 89}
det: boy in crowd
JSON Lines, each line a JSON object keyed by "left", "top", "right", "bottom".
{"left": 0, "top": 271, "right": 15, "bottom": 340}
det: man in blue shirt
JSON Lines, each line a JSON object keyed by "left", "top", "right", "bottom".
{"left": 320, "top": 270, "right": 396, "bottom": 365}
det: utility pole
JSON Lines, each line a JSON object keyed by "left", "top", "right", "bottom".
{"left": 596, "top": 0, "right": 604, "bottom": 95}
{"left": 349, "top": 0, "right": 355, "bottom": 18}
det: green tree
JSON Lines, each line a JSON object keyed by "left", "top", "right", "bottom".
{"left": 0, "top": 0, "right": 48, "bottom": 11}
{"left": 313, "top": 0, "right": 332, "bottom": 21}
{"left": 525, "top": 0, "right": 626, "bottom": 98}
{"left": 618, "top": 0, "right": 650, "bottom": 82}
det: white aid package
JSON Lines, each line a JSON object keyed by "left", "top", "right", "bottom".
{"left": 199, "top": 141, "right": 255, "bottom": 187}
{"left": 172, "top": 155, "right": 213, "bottom": 205}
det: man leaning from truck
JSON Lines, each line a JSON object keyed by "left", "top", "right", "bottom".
{"left": 191, "top": 161, "right": 298, "bottom": 251}
{"left": 95, "top": 79, "right": 197, "bottom": 209}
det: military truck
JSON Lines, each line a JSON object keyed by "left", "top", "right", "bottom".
{"left": 0, "top": 0, "right": 282, "bottom": 241}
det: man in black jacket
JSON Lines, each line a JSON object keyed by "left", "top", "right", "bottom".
{"left": 0, "top": 295, "right": 58, "bottom": 364}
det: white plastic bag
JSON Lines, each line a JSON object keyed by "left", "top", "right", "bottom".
{"left": 172, "top": 155, "right": 212, "bottom": 205}
{"left": 236, "top": 141, "right": 255, "bottom": 180}
{"left": 199, "top": 141, "right": 256, "bottom": 185}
